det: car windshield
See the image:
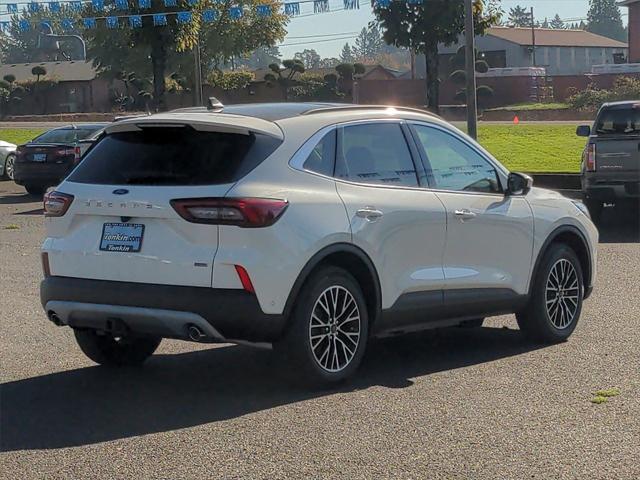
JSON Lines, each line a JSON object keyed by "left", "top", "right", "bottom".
{"left": 595, "top": 106, "right": 640, "bottom": 135}
{"left": 32, "top": 127, "right": 102, "bottom": 144}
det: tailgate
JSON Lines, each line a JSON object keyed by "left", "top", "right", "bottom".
{"left": 596, "top": 135, "right": 640, "bottom": 174}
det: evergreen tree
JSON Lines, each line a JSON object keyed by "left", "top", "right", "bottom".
{"left": 586, "top": 0, "right": 626, "bottom": 41}
{"left": 550, "top": 14, "right": 566, "bottom": 29}
{"left": 508, "top": 5, "right": 531, "bottom": 27}
{"left": 340, "top": 43, "right": 355, "bottom": 63}
{"left": 353, "top": 25, "right": 384, "bottom": 61}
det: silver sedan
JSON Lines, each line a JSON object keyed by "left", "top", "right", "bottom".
{"left": 0, "top": 140, "right": 17, "bottom": 180}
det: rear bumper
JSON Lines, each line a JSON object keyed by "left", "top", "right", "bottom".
{"left": 40, "top": 277, "right": 287, "bottom": 343}
{"left": 13, "top": 161, "right": 71, "bottom": 186}
{"left": 582, "top": 174, "right": 640, "bottom": 201}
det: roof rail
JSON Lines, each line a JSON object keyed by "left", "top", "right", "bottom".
{"left": 302, "top": 104, "right": 441, "bottom": 119}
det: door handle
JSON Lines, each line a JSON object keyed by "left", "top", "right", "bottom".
{"left": 454, "top": 209, "right": 477, "bottom": 221}
{"left": 356, "top": 207, "right": 384, "bottom": 222}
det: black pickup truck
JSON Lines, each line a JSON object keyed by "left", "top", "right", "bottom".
{"left": 577, "top": 101, "right": 640, "bottom": 220}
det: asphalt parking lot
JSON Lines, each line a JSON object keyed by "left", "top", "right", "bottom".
{"left": 1, "top": 180, "right": 638, "bottom": 479}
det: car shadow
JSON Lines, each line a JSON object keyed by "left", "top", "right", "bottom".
{"left": 0, "top": 190, "right": 40, "bottom": 205}
{"left": 1, "top": 326, "right": 545, "bottom": 452}
{"left": 597, "top": 203, "right": 640, "bottom": 243}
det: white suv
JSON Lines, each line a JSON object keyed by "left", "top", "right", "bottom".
{"left": 41, "top": 103, "right": 598, "bottom": 384}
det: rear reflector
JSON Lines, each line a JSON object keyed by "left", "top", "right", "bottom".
{"left": 41, "top": 252, "right": 51, "bottom": 277}
{"left": 234, "top": 265, "right": 255, "bottom": 293}
{"left": 170, "top": 198, "right": 288, "bottom": 228}
{"left": 43, "top": 191, "right": 74, "bottom": 217}
{"left": 586, "top": 143, "right": 596, "bottom": 172}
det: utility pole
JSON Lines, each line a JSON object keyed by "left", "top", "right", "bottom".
{"left": 464, "top": 0, "right": 478, "bottom": 140}
{"left": 530, "top": 6, "right": 537, "bottom": 67}
{"left": 193, "top": 39, "right": 203, "bottom": 107}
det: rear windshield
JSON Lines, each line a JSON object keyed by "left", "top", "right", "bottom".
{"left": 595, "top": 106, "right": 640, "bottom": 135}
{"left": 32, "top": 127, "right": 102, "bottom": 144}
{"left": 67, "top": 127, "right": 282, "bottom": 186}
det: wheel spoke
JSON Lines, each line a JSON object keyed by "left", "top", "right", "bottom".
{"left": 546, "top": 258, "right": 580, "bottom": 329}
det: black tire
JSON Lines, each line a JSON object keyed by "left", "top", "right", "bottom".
{"left": 25, "top": 184, "right": 46, "bottom": 196}
{"left": 583, "top": 197, "right": 603, "bottom": 223}
{"left": 276, "top": 266, "right": 369, "bottom": 385}
{"left": 4, "top": 154, "right": 15, "bottom": 180}
{"left": 459, "top": 318, "right": 484, "bottom": 328}
{"left": 517, "top": 244, "right": 584, "bottom": 344}
{"left": 74, "top": 329, "right": 161, "bottom": 366}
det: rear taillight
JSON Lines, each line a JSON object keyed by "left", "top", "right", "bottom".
{"left": 585, "top": 143, "right": 596, "bottom": 172}
{"left": 43, "top": 191, "right": 74, "bottom": 217}
{"left": 170, "top": 198, "right": 288, "bottom": 228}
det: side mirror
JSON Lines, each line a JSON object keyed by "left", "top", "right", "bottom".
{"left": 576, "top": 125, "right": 591, "bottom": 137}
{"left": 506, "top": 172, "right": 533, "bottom": 196}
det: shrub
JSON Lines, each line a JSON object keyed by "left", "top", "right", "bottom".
{"left": 208, "top": 71, "right": 255, "bottom": 91}
{"left": 568, "top": 76, "right": 640, "bottom": 111}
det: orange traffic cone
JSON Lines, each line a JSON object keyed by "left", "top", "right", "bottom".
{"left": 513, "top": 115, "right": 520, "bottom": 125}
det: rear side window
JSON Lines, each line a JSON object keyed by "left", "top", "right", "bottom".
{"left": 303, "top": 130, "right": 336, "bottom": 177}
{"left": 67, "top": 127, "right": 282, "bottom": 186}
{"left": 33, "top": 128, "right": 101, "bottom": 144}
{"left": 335, "top": 123, "right": 418, "bottom": 187}
{"left": 595, "top": 106, "right": 640, "bottom": 135}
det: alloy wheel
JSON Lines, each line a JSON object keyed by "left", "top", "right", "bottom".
{"left": 309, "top": 285, "right": 361, "bottom": 372}
{"left": 5, "top": 155, "right": 15, "bottom": 180}
{"left": 545, "top": 259, "right": 580, "bottom": 329}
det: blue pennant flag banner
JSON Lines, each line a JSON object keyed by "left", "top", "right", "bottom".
{"left": 70, "top": 1, "right": 82, "bottom": 11}
{"left": 256, "top": 5, "right": 271, "bottom": 17}
{"left": 343, "top": 0, "right": 359, "bottom": 10}
{"left": 6, "top": 4, "right": 18, "bottom": 13}
{"left": 50, "top": 1, "right": 61, "bottom": 12}
{"left": 202, "top": 9, "right": 217, "bottom": 23}
{"left": 139, "top": 0, "right": 151, "bottom": 9}
{"left": 116, "top": 0, "right": 128, "bottom": 9}
{"left": 106, "top": 16, "right": 119, "bottom": 28}
{"left": 91, "top": 0, "right": 104, "bottom": 11}
{"left": 0, "top": 21, "right": 10, "bottom": 32}
{"left": 61, "top": 18, "right": 74, "bottom": 30}
{"left": 314, "top": 0, "right": 329, "bottom": 14}
{"left": 176, "top": 11, "right": 192, "bottom": 23}
{"left": 284, "top": 2, "right": 300, "bottom": 16}
{"left": 187, "top": 0, "right": 198, "bottom": 5}
{"left": 229, "top": 6, "right": 242, "bottom": 19}
{"left": 19, "top": 19, "right": 30, "bottom": 30}
{"left": 153, "top": 13, "right": 167, "bottom": 26}
{"left": 375, "top": 0, "right": 391, "bottom": 6}
{"left": 83, "top": 17, "right": 96, "bottom": 28}
{"left": 129, "top": 15, "right": 142, "bottom": 28}
{"left": 164, "top": 0, "right": 177, "bottom": 6}
{"left": 28, "top": 2, "right": 39, "bottom": 13}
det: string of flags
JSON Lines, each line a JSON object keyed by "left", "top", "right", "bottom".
{"left": 0, "top": 0, "right": 419, "bottom": 33}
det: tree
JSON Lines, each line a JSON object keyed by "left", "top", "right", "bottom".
{"left": 373, "top": 0, "right": 501, "bottom": 113}
{"left": 264, "top": 59, "right": 305, "bottom": 100}
{"left": 340, "top": 43, "right": 355, "bottom": 63}
{"left": 4, "top": 6, "right": 82, "bottom": 63}
{"left": 353, "top": 25, "right": 384, "bottom": 61}
{"left": 508, "top": 5, "right": 531, "bottom": 27}
{"left": 550, "top": 14, "right": 566, "bottom": 29}
{"left": 319, "top": 57, "right": 341, "bottom": 68}
{"left": 31, "top": 66, "right": 47, "bottom": 82}
{"left": 237, "top": 46, "right": 281, "bottom": 69}
{"left": 294, "top": 49, "right": 322, "bottom": 69}
{"left": 86, "top": 0, "right": 287, "bottom": 110}
{"left": 540, "top": 17, "right": 550, "bottom": 29}
{"left": 586, "top": 0, "right": 626, "bottom": 42}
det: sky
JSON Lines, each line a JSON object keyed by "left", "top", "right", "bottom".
{"left": 278, "top": 0, "right": 629, "bottom": 58}
{"left": 0, "top": 0, "right": 630, "bottom": 59}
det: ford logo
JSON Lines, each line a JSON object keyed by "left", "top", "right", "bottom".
{"left": 113, "top": 189, "right": 129, "bottom": 195}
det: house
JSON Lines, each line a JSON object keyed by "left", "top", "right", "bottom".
{"left": 619, "top": 0, "right": 640, "bottom": 63}
{"left": 421, "top": 26, "right": 629, "bottom": 76}
{"left": 0, "top": 61, "right": 112, "bottom": 114}
{"left": 251, "top": 64, "right": 398, "bottom": 82}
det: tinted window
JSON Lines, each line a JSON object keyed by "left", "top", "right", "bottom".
{"left": 303, "top": 130, "right": 336, "bottom": 176}
{"left": 595, "top": 106, "right": 640, "bottom": 135}
{"left": 33, "top": 127, "right": 102, "bottom": 144}
{"left": 413, "top": 125, "right": 501, "bottom": 194}
{"left": 336, "top": 123, "right": 418, "bottom": 187}
{"left": 68, "top": 127, "right": 281, "bottom": 186}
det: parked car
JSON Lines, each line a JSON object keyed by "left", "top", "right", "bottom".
{"left": 40, "top": 103, "right": 598, "bottom": 384}
{"left": 577, "top": 101, "right": 640, "bottom": 219}
{"left": 0, "top": 140, "right": 17, "bottom": 180}
{"left": 13, "top": 123, "right": 108, "bottom": 195}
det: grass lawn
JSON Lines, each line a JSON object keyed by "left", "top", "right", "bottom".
{"left": 478, "top": 124, "right": 583, "bottom": 173}
{"left": 0, "top": 129, "right": 45, "bottom": 145}
{"left": 0, "top": 124, "right": 584, "bottom": 173}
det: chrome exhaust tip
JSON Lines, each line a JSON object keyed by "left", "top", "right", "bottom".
{"left": 187, "top": 324, "right": 206, "bottom": 342}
